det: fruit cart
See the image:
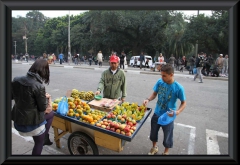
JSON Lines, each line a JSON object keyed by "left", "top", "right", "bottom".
{"left": 52, "top": 90, "right": 152, "bottom": 155}
{"left": 52, "top": 108, "right": 152, "bottom": 155}
{"left": 51, "top": 103, "right": 152, "bottom": 155}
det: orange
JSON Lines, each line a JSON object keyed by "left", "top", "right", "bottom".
{"left": 88, "top": 117, "right": 93, "bottom": 123}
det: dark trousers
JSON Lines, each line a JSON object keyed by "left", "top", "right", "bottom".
{"left": 32, "top": 111, "right": 54, "bottom": 155}
{"left": 120, "top": 61, "right": 125, "bottom": 69}
{"left": 89, "top": 60, "right": 92, "bottom": 66}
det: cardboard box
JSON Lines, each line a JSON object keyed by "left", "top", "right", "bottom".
{"left": 88, "top": 98, "right": 121, "bottom": 112}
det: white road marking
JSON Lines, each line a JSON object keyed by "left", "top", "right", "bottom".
{"left": 175, "top": 122, "right": 196, "bottom": 155}
{"left": 206, "top": 129, "right": 228, "bottom": 154}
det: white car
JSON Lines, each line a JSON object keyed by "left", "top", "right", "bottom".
{"left": 129, "top": 55, "right": 153, "bottom": 68}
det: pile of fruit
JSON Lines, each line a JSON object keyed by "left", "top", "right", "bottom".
{"left": 52, "top": 95, "right": 91, "bottom": 114}
{"left": 52, "top": 97, "right": 63, "bottom": 111}
{"left": 55, "top": 95, "right": 108, "bottom": 125}
{"left": 67, "top": 108, "right": 108, "bottom": 125}
{"left": 71, "top": 89, "right": 95, "bottom": 101}
{"left": 52, "top": 96, "right": 148, "bottom": 137}
{"left": 79, "top": 109, "right": 108, "bottom": 125}
{"left": 111, "top": 102, "right": 147, "bottom": 122}
{"left": 95, "top": 116, "right": 137, "bottom": 136}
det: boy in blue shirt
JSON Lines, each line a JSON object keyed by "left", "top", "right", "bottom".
{"left": 143, "top": 63, "right": 186, "bottom": 155}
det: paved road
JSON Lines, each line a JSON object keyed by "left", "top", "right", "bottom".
{"left": 11, "top": 60, "right": 228, "bottom": 156}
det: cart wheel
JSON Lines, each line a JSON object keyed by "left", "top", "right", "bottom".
{"left": 68, "top": 131, "right": 99, "bottom": 155}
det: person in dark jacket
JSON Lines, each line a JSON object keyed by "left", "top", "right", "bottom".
{"left": 119, "top": 51, "right": 126, "bottom": 70}
{"left": 193, "top": 53, "right": 204, "bottom": 83}
{"left": 188, "top": 55, "right": 195, "bottom": 74}
{"left": 11, "top": 59, "right": 54, "bottom": 155}
{"left": 139, "top": 52, "right": 145, "bottom": 69}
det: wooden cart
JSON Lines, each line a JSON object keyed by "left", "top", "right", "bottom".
{"left": 51, "top": 107, "right": 152, "bottom": 155}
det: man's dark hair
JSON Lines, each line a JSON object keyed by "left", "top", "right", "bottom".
{"left": 161, "top": 63, "right": 174, "bottom": 74}
{"left": 28, "top": 59, "right": 50, "bottom": 84}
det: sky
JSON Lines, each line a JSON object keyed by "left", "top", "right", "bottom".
{"left": 12, "top": 10, "right": 212, "bottom": 18}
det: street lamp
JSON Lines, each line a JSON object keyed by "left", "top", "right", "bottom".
{"left": 195, "top": 10, "right": 199, "bottom": 56}
{"left": 23, "top": 35, "right": 28, "bottom": 54}
{"left": 14, "top": 41, "right": 17, "bottom": 55}
{"left": 68, "top": 10, "right": 72, "bottom": 63}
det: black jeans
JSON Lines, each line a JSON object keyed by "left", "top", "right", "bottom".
{"left": 120, "top": 61, "right": 124, "bottom": 69}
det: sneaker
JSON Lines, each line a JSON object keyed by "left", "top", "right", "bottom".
{"left": 148, "top": 146, "right": 158, "bottom": 155}
{"left": 162, "top": 152, "right": 169, "bottom": 155}
{"left": 198, "top": 81, "right": 203, "bottom": 83}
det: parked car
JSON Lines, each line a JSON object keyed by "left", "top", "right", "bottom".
{"left": 129, "top": 55, "right": 153, "bottom": 68}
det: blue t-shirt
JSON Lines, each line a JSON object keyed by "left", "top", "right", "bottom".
{"left": 153, "top": 79, "right": 186, "bottom": 117}
{"left": 58, "top": 53, "right": 63, "bottom": 59}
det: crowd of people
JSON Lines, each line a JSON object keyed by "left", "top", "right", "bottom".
{"left": 150, "top": 52, "right": 228, "bottom": 79}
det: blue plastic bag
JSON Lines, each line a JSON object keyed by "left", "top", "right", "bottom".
{"left": 158, "top": 109, "right": 176, "bottom": 126}
{"left": 56, "top": 96, "right": 69, "bottom": 116}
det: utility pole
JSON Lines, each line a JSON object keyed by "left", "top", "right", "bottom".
{"left": 23, "top": 23, "right": 28, "bottom": 55}
{"left": 195, "top": 10, "right": 199, "bottom": 57}
{"left": 14, "top": 41, "right": 17, "bottom": 55}
{"left": 68, "top": 10, "right": 72, "bottom": 63}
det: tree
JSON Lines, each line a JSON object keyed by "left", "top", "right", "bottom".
{"left": 183, "top": 10, "right": 228, "bottom": 58}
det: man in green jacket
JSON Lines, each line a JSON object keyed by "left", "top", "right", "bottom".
{"left": 95, "top": 55, "right": 127, "bottom": 102}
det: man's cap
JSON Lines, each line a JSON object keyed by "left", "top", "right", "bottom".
{"left": 220, "top": 54, "right": 223, "bottom": 56}
{"left": 109, "top": 55, "right": 119, "bottom": 63}
{"left": 77, "top": 54, "right": 79, "bottom": 55}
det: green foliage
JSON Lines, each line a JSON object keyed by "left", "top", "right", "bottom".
{"left": 12, "top": 10, "right": 228, "bottom": 60}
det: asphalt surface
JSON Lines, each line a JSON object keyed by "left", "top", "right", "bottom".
{"left": 11, "top": 59, "right": 228, "bottom": 157}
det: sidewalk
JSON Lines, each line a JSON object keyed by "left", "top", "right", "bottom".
{"left": 12, "top": 60, "right": 228, "bottom": 81}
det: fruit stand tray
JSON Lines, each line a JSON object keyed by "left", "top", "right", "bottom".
{"left": 53, "top": 107, "right": 152, "bottom": 142}
{"left": 87, "top": 98, "right": 121, "bottom": 112}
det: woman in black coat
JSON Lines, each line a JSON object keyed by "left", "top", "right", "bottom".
{"left": 12, "top": 59, "right": 54, "bottom": 155}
